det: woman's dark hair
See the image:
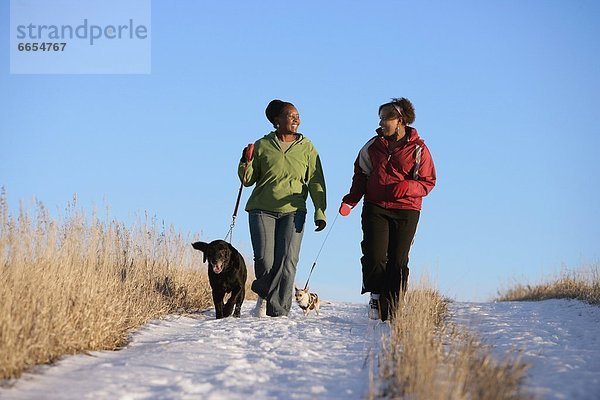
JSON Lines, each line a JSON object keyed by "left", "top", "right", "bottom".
{"left": 378, "top": 98, "right": 415, "bottom": 125}
{"left": 265, "top": 99, "right": 295, "bottom": 128}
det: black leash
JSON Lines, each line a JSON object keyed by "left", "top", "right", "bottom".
{"left": 225, "top": 161, "right": 249, "bottom": 243}
{"left": 303, "top": 212, "right": 339, "bottom": 290}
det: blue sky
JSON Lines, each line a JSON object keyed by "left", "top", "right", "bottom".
{"left": 2, "top": 0, "right": 599, "bottom": 303}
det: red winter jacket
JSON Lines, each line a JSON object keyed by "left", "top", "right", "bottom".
{"left": 342, "top": 127, "right": 436, "bottom": 211}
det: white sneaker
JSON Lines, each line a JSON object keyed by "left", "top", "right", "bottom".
{"left": 368, "top": 298, "right": 380, "bottom": 320}
{"left": 368, "top": 293, "right": 381, "bottom": 320}
{"left": 253, "top": 297, "right": 267, "bottom": 318}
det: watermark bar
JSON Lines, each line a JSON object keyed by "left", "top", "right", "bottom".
{"left": 10, "top": 0, "right": 151, "bottom": 74}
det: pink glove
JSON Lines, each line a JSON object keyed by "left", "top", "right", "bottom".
{"left": 241, "top": 143, "right": 254, "bottom": 162}
{"left": 393, "top": 181, "right": 410, "bottom": 198}
{"left": 339, "top": 203, "right": 353, "bottom": 216}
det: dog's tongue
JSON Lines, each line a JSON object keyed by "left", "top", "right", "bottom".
{"left": 212, "top": 264, "right": 223, "bottom": 274}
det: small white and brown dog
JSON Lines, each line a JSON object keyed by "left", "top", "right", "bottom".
{"left": 294, "top": 286, "right": 320, "bottom": 316}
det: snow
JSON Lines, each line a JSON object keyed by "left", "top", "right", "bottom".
{"left": 0, "top": 302, "right": 387, "bottom": 400}
{"left": 1, "top": 299, "right": 599, "bottom": 399}
{"left": 450, "top": 299, "right": 600, "bottom": 400}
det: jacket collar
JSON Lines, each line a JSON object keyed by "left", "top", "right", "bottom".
{"left": 376, "top": 126, "right": 419, "bottom": 144}
{"left": 266, "top": 131, "right": 304, "bottom": 148}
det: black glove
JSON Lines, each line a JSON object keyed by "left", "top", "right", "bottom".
{"left": 315, "top": 220, "right": 326, "bottom": 232}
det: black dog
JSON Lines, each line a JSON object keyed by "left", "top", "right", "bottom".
{"left": 191, "top": 240, "right": 247, "bottom": 319}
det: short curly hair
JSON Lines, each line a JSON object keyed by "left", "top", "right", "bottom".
{"left": 378, "top": 98, "right": 415, "bottom": 125}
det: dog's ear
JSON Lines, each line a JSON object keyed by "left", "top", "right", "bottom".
{"left": 191, "top": 241, "right": 208, "bottom": 263}
{"left": 191, "top": 241, "right": 208, "bottom": 251}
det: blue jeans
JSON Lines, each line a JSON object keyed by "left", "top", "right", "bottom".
{"left": 248, "top": 210, "right": 306, "bottom": 317}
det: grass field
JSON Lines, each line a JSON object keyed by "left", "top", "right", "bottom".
{"left": 371, "top": 283, "right": 532, "bottom": 399}
{"left": 0, "top": 195, "right": 212, "bottom": 379}
{"left": 497, "top": 264, "right": 600, "bottom": 304}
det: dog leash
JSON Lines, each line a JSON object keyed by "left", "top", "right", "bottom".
{"left": 225, "top": 157, "right": 250, "bottom": 243}
{"left": 224, "top": 180, "right": 243, "bottom": 243}
{"left": 303, "top": 211, "right": 340, "bottom": 290}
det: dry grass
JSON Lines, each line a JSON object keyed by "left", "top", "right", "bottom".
{"left": 497, "top": 264, "right": 600, "bottom": 304}
{"left": 372, "top": 283, "right": 532, "bottom": 399}
{"left": 0, "top": 194, "right": 214, "bottom": 380}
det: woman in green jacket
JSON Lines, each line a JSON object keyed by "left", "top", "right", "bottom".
{"left": 239, "top": 100, "right": 327, "bottom": 317}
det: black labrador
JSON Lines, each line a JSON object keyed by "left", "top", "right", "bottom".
{"left": 191, "top": 240, "right": 247, "bottom": 319}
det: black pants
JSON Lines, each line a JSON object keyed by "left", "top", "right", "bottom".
{"left": 360, "top": 202, "right": 420, "bottom": 318}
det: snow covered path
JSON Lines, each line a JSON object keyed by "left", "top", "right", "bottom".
{"left": 1, "top": 302, "right": 384, "bottom": 400}
{"left": 450, "top": 299, "right": 600, "bottom": 400}
{"left": 2, "top": 299, "right": 599, "bottom": 399}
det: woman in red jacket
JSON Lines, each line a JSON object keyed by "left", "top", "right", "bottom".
{"left": 339, "top": 98, "right": 436, "bottom": 321}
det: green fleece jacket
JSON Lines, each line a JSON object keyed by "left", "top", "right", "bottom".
{"left": 238, "top": 131, "right": 327, "bottom": 223}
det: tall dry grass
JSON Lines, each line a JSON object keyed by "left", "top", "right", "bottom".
{"left": 497, "top": 264, "right": 600, "bottom": 304}
{"left": 0, "top": 193, "right": 213, "bottom": 380}
{"left": 372, "top": 284, "right": 532, "bottom": 399}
